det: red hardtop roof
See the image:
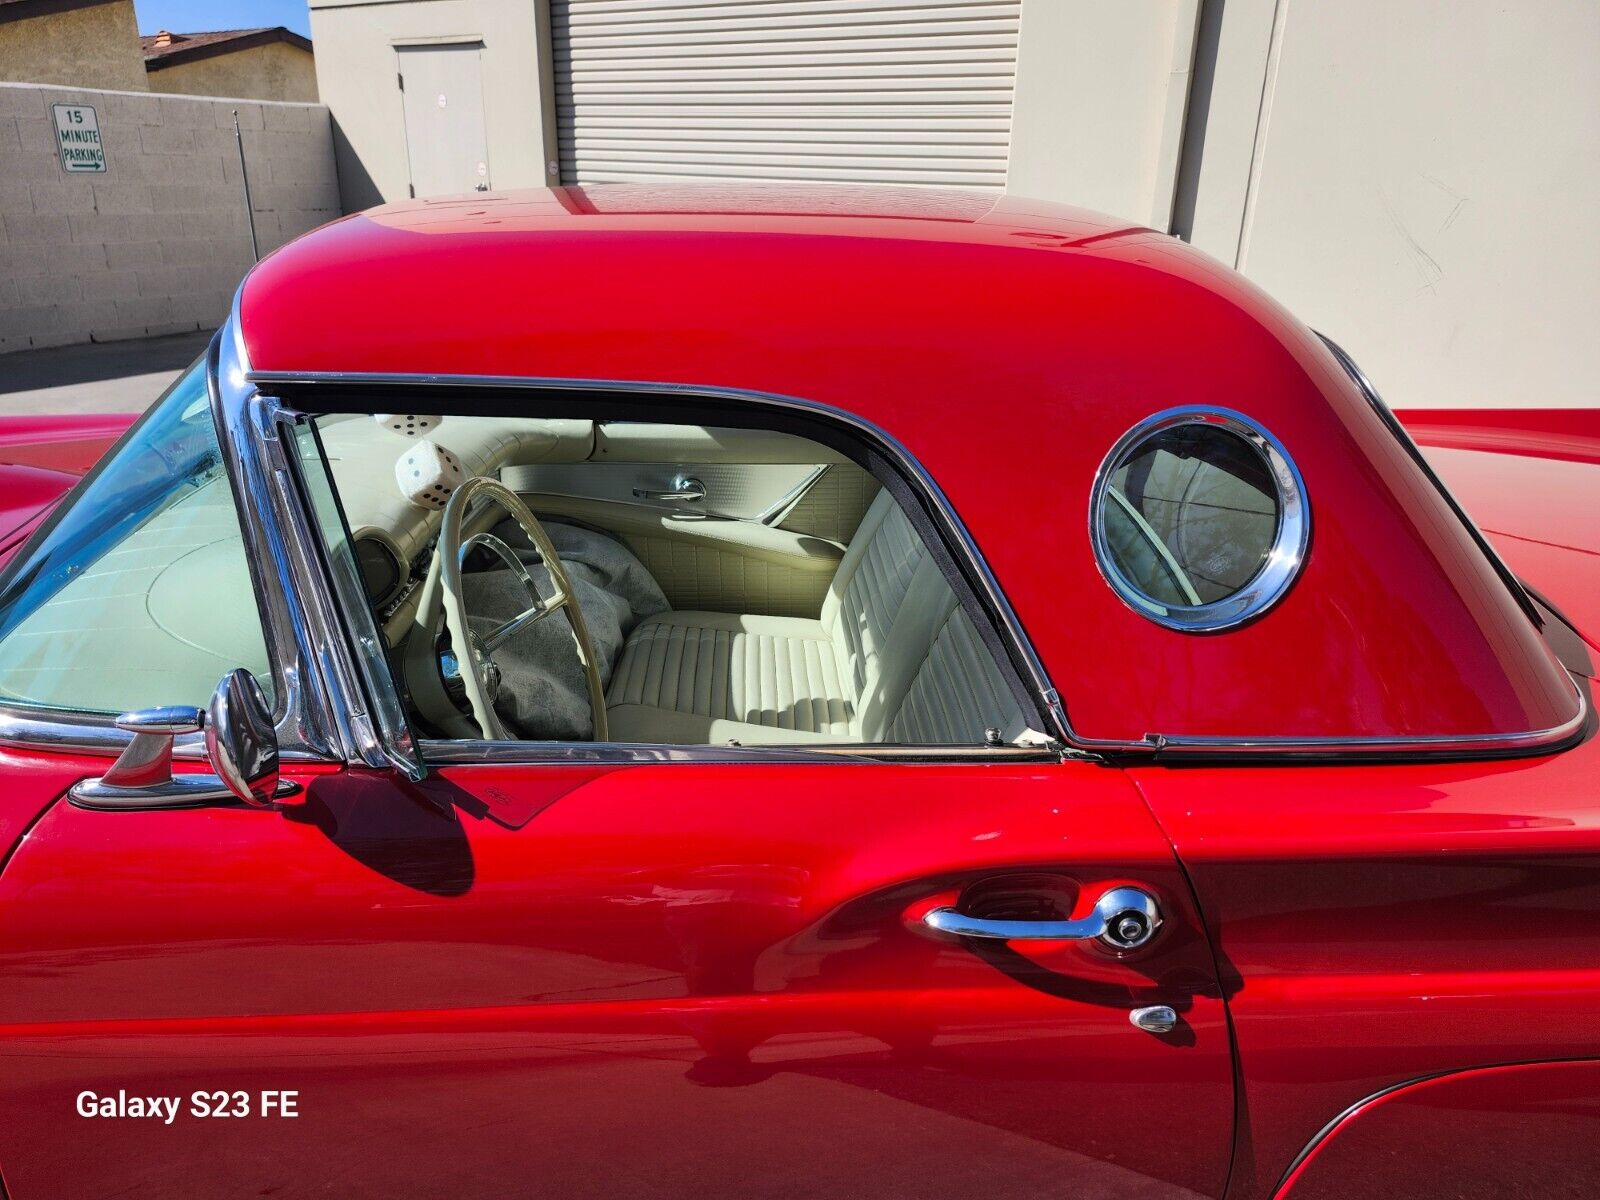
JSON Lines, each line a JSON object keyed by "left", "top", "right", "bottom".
{"left": 238, "top": 184, "right": 1580, "bottom": 746}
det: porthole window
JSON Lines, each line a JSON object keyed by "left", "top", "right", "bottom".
{"left": 1090, "top": 407, "right": 1309, "bottom": 631}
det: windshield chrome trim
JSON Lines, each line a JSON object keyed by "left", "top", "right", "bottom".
{"left": 210, "top": 305, "right": 349, "bottom": 762}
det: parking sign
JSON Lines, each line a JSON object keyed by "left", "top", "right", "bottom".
{"left": 52, "top": 104, "right": 106, "bottom": 173}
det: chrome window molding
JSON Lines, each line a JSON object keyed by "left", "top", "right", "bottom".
{"left": 420, "top": 739, "right": 1062, "bottom": 767}
{"left": 279, "top": 418, "right": 425, "bottom": 779}
{"left": 245, "top": 367, "right": 1590, "bottom": 765}
{"left": 1089, "top": 406, "right": 1310, "bottom": 633}
{"left": 211, "top": 296, "right": 406, "bottom": 774}
{"left": 1141, "top": 676, "right": 1589, "bottom": 760}
{"left": 245, "top": 367, "right": 1077, "bottom": 757}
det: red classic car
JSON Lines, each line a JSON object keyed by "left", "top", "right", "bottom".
{"left": 0, "top": 186, "right": 1595, "bottom": 1200}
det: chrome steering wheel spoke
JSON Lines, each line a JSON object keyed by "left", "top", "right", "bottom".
{"left": 436, "top": 479, "right": 609, "bottom": 742}
{"left": 458, "top": 531, "right": 572, "bottom": 653}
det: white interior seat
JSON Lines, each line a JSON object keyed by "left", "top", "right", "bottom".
{"left": 607, "top": 492, "right": 1028, "bottom": 746}
{"left": 607, "top": 611, "right": 852, "bottom": 740}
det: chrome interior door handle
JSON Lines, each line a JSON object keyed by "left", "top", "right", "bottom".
{"left": 633, "top": 475, "right": 706, "bottom": 503}
{"left": 924, "top": 886, "right": 1162, "bottom": 950}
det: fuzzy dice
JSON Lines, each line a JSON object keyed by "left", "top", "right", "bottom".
{"left": 374, "top": 413, "right": 442, "bottom": 437}
{"left": 395, "top": 439, "right": 465, "bottom": 510}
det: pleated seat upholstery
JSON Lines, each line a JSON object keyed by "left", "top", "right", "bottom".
{"left": 606, "top": 492, "right": 1027, "bottom": 746}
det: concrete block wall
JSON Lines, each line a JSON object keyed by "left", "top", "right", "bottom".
{"left": 0, "top": 82, "right": 340, "bottom": 355}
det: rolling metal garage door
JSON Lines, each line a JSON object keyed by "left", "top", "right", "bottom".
{"left": 552, "top": 0, "right": 1022, "bottom": 189}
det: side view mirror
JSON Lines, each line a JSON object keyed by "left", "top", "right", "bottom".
{"left": 206, "top": 668, "right": 280, "bottom": 806}
{"left": 68, "top": 669, "right": 287, "bottom": 811}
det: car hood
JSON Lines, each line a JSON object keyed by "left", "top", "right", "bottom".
{"left": 1403, "top": 409, "right": 1600, "bottom": 657}
{"left": 0, "top": 414, "right": 136, "bottom": 555}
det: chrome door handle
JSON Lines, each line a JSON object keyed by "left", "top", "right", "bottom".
{"left": 633, "top": 475, "right": 706, "bottom": 503}
{"left": 924, "top": 886, "right": 1162, "bottom": 950}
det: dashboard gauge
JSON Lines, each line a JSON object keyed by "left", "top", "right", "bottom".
{"left": 354, "top": 535, "right": 403, "bottom": 607}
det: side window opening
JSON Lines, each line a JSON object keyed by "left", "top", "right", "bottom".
{"left": 296, "top": 406, "right": 1042, "bottom": 752}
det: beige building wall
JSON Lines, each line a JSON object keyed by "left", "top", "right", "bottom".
{"left": 1176, "top": 0, "right": 1600, "bottom": 409}
{"left": 0, "top": 0, "right": 147, "bottom": 92}
{"left": 1008, "top": 0, "right": 1200, "bottom": 230}
{"left": 146, "top": 42, "right": 319, "bottom": 104}
{"left": 308, "top": 0, "right": 557, "bottom": 211}
{"left": 304, "top": 0, "right": 1594, "bottom": 410}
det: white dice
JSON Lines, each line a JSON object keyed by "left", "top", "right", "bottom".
{"left": 395, "top": 439, "right": 466, "bottom": 510}
{"left": 374, "top": 413, "right": 442, "bottom": 437}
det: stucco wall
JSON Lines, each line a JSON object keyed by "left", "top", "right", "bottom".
{"left": 0, "top": 82, "right": 339, "bottom": 354}
{"left": 1176, "top": 0, "right": 1600, "bottom": 409}
{"left": 1008, "top": 1, "right": 1200, "bottom": 231}
{"left": 146, "top": 42, "right": 319, "bottom": 104}
{"left": 0, "top": 0, "right": 147, "bottom": 92}
{"left": 308, "top": 0, "right": 557, "bottom": 211}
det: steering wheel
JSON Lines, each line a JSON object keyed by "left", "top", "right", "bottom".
{"left": 436, "top": 476, "right": 609, "bottom": 741}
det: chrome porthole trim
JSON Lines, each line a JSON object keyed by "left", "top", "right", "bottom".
{"left": 1089, "top": 406, "right": 1310, "bottom": 633}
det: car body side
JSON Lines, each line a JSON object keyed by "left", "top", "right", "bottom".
{"left": 0, "top": 185, "right": 1596, "bottom": 1198}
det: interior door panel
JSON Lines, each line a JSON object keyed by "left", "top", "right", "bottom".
{"left": 0, "top": 759, "right": 1235, "bottom": 1200}
{"left": 520, "top": 493, "right": 846, "bottom": 618}
{"left": 590, "top": 423, "right": 849, "bottom": 465}
{"left": 498, "top": 422, "right": 874, "bottom": 619}
{"left": 505, "top": 461, "right": 821, "bottom": 522}
{"left": 776, "top": 463, "right": 882, "bottom": 542}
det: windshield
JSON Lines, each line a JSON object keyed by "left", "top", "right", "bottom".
{"left": 0, "top": 357, "right": 272, "bottom": 716}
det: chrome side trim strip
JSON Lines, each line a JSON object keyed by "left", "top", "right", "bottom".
{"left": 418, "top": 738, "right": 1057, "bottom": 767}
{"left": 0, "top": 704, "right": 323, "bottom": 762}
{"left": 1146, "top": 672, "right": 1588, "bottom": 760}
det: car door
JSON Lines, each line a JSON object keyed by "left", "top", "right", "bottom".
{"left": 0, "top": 750, "right": 1235, "bottom": 1199}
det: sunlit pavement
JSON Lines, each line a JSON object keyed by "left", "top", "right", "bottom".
{"left": 0, "top": 330, "right": 214, "bottom": 415}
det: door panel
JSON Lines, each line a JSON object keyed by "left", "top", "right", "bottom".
{"left": 397, "top": 44, "right": 489, "bottom": 198}
{"left": 518, "top": 492, "right": 844, "bottom": 617}
{"left": 0, "top": 758, "right": 1233, "bottom": 1199}
{"left": 1131, "top": 724, "right": 1600, "bottom": 1198}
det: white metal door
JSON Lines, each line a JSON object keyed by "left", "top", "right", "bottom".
{"left": 552, "top": 0, "right": 1021, "bottom": 189}
{"left": 397, "top": 43, "right": 491, "bottom": 198}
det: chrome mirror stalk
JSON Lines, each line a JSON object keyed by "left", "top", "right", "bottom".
{"left": 69, "top": 672, "right": 295, "bottom": 811}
